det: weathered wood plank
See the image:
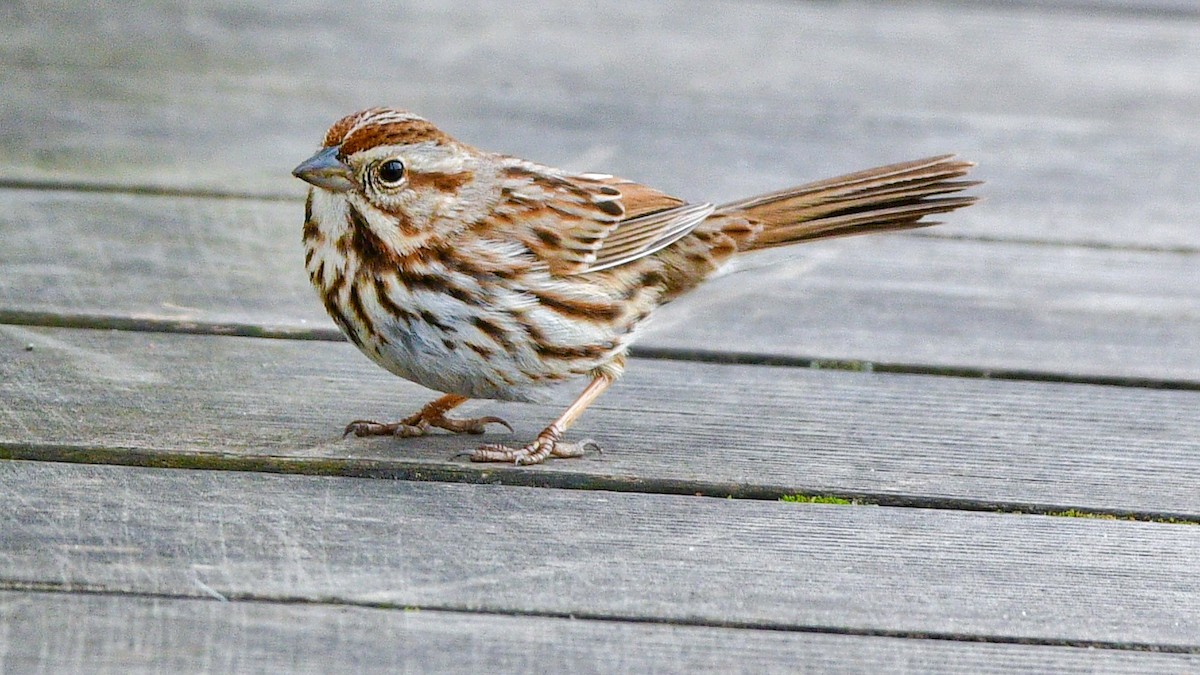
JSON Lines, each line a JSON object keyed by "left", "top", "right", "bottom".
{"left": 1, "top": 190, "right": 1196, "bottom": 382}
{"left": 4, "top": 590, "right": 1197, "bottom": 674}
{"left": 2, "top": 1, "right": 1198, "bottom": 249}
{"left": 3, "top": 326, "right": 1198, "bottom": 517}
{"left": 3, "top": 461, "right": 1199, "bottom": 648}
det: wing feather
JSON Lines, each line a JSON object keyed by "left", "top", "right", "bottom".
{"left": 494, "top": 158, "right": 711, "bottom": 276}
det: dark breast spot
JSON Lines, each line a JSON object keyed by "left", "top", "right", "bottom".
{"left": 467, "top": 342, "right": 495, "bottom": 359}
{"left": 347, "top": 204, "right": 405, "bottom": 270}
{"left": 419, "top": 309, "right": 452, "bottom": 332}
{"left": 373, "top": 276, "right": 414, "bottom": 324}
{"left": 534, "top": 342, "right": 611, "bottom": 361}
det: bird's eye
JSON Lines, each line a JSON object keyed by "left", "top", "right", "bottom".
{"left": 377, "top": 159, "right": 406, "bottom": 186}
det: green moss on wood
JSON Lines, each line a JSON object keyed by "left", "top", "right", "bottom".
{"left": 780, "top": 494, "right": 862, "bottom": 506}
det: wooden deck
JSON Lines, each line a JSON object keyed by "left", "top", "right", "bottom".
{"left": 2, "top": 0, "right": 1199, "bottom": 671}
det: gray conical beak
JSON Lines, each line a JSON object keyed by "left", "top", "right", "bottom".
{"left": 292, "top": 146, "right": 355, "bottom": 192}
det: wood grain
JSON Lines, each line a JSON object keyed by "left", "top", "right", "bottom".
{"left": 5, "top": 1, "right": 1198, "bottom": 670}
{"left": 4, "top": 589, "right": 1198, "bottom": 674}
{"left": 1, "top": 189, "right": 1196, "bottom": 382}
{"left": 3, "top": 325, "right": 1198, "bottom": 517}
{"left": 1, "top": 1, "right": 1198, "bottom": 249}
{"left": 3, "top": 460, "right": 1199, "bottom": 649}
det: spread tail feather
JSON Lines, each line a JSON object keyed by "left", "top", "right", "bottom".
{"left": 719, "top": 154, "right": 979, "bottom": 251}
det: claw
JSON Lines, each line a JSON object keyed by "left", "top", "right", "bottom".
{"left": 471, "top": 437, "right": 598, "bottom": 465}
{"left": 478, "top": 416, "right": 514, "bottom": 434}
{"left": 343, "top": 419, "right": 421, "bottom": 437}
{"left": 344, "top": 419, "right": 383, "bottom": 437}
{"left": 341, "top": 395, "right": 511, "bottom": 439}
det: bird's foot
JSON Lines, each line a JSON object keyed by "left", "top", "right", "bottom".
{"left": 344, "top": 409, "right": 511, "bottom": 438}
{"left": 471, "top": 424, "right": 600, "bottom": 465}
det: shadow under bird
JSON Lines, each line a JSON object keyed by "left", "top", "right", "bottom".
{"left": 293, "top": 107, "right": 979, "bottom": 464}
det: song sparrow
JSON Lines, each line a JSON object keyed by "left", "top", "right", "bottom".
{"left": 293, "top": 107, "right": 978, "bottom": 464}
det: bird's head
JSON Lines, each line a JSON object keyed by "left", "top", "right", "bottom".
{"left": 294, "top": 108, "right": 496, "bottom": 253}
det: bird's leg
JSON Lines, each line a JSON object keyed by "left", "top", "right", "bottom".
{"left": 344, "top": 393, "right": 512, "bottom": 438}
{"left": 472, "top": 373, "right": 613, "bottom": 465}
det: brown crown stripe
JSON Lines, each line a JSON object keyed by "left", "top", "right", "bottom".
{"left": 339, "top": 120, "right": 451, "bottom": 156}
{"left": 322, "top": 110, "right": 370, "bottom": 147}
{"left": 407, "top": 171, "right": 473, "bottom": 192}
{"left": 532, "top": 290, "right": 622, "bottom": 322}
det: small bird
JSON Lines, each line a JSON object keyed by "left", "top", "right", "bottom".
{"left": 293, "top": 107, "right": 978, "bottom": 464}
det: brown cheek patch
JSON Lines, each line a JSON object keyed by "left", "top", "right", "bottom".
{"left": 407, "top": 170, "right": 474, "bottom": 193}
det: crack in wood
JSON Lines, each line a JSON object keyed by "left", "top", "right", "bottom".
{"left": 3, "top": 443, "right": 1197, "bottom": 525}
{"left": 2, "top": 581, "right": 1197, "bottom": 655}
{"left": 3, "top": 310, "right": 1198, "bottom": 392}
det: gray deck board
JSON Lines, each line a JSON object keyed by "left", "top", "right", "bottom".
{"left": 4, "top": 590, "right": 1198, "bottom": 674}
{"left": 2, "top": 189, "right": 1196, "bottom": 383}
{"left": 4, "top": 325, "right": 1198, "bottom": 517}
{"left": 2, "top": 1, "right": 1198, "bottom": 249}
{"left": 5, "top": 0, "right": 1199, "bottom": 668}
{"left": 3, "top": 461, "right": 1199, "bottom": 649}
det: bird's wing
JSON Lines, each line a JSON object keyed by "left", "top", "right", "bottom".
{"left": 494, "top": 159, "right": 713, "bottom": 276}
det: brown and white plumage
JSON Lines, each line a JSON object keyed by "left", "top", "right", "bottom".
{"left": 294, "top": 107, "right": 979, "bottom": 464}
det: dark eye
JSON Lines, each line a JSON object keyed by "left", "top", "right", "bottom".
{"left": 377, "top": 159, "right": 405, "bottom": 186}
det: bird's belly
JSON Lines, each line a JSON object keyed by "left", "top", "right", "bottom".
{"left": 344, "top": 277, "right": 628, "bottom": 402}
{"left": 368, "top": 314, "right": 544, "bottom": 402}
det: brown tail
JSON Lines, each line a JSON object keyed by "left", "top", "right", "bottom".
{"left": 718, "top": 154, "right": 979, "bottom": 251}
